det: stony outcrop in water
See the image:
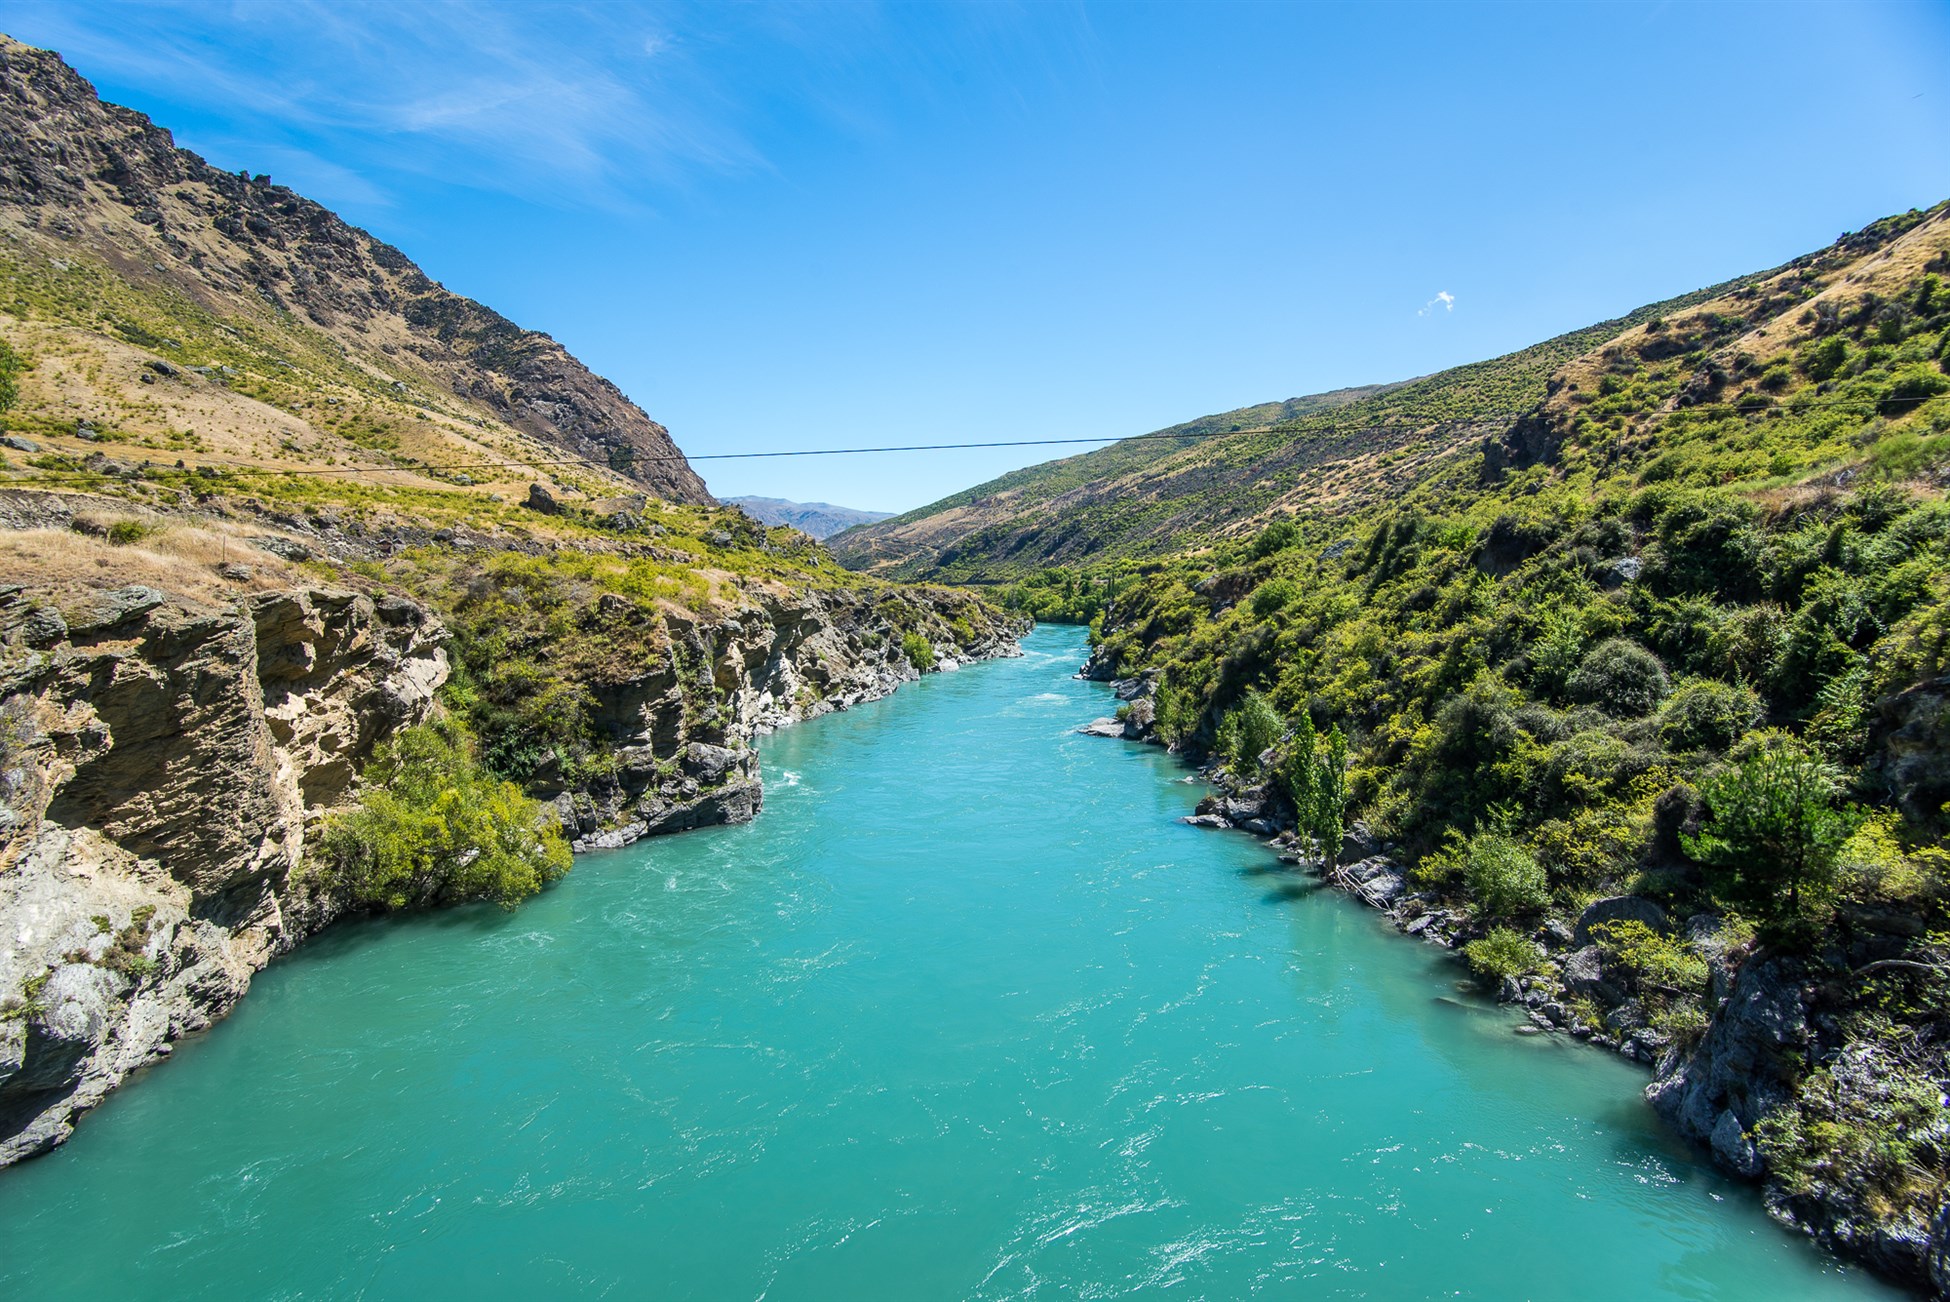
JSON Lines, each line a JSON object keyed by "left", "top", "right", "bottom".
{"left": 551, "top": 588, "right": 1024, "bottom": 852}
{"left": 0, "top": 583, "right": 446, "bottom": 1164}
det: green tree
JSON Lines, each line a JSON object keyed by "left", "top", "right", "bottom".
{"left": 1222, "top": 690, "right": 1283, "bottom": 779}
{"left": 1682, "top": 733, "right": 1858, "bottom": 924}
{"left": 315, "top": 717, "right": 572, "bottom": 911}
{"left": 1278, "top": 715, "right": 1349, "bottom": 868}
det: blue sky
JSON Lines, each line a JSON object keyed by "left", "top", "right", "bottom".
{"left": 8, "top": 1, "right": 1950, "bottom": 511}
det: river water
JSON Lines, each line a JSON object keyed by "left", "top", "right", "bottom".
{"left": 0, "top": 626, "right": 1901, "bottom": 1299}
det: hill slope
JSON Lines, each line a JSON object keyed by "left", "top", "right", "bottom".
{"left": 828, "top": 281, "right": 1776, "bottom": 584}
{"left": 0, "top": 34, "right": 710, "bottom": 505}
{"left": 1068, "top": 200, "right": 1950, "bottom": 1291}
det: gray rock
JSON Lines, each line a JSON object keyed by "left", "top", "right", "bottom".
{"left": 1562, "top": 945, "right": 1626, "bottom": 1004}
{"left": 64, "top": 585, "right": 168, "bottom": 634}
{"left": 250, "top": 536, "right": 314, "bottom": 562}
{"left": 216, "top": 563, "right": 253, "bottom": 582}
{"left": 682, "top": 743, "right": 741, "bottom": 785}
{"left": 1, "top": 435, "right": 40, "bottom": 453}
{"left": 1340, "top": 821, "right": 1380, "bottom": 863}
{"left": 1598, "top": 556, "right": 1643, "bottom": 589}
{"left": 1341, "top": 855, "right": 1407, "bottom": 905}
{"left": 1080, "top": 718, "right": 1127, "bottom": 738}
{"left": 18, "top": 605, "right": 67, "bottom": 647}
{"left": 524, "top": 483, "right": 560, "bottom": 515}
{"left": 1710, "top": 1109, "right": 1763, "bottom": 1177}
{"left": 1181, "top": 814, "right": 1231, "bottom": 829}
{"left": 1572, "top": 895, "right": 1671, "bottom": 948}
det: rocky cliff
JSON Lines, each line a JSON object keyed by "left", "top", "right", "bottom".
{"left": 0, "top": 537, "right": 1023, "bottom": 1165}
{"left": 0, "top": 582, "right": 446, "bottom": 1163}
{"left": 0, "top": 34, "right": 711, "bottom": 504}
{"left": 551, "top": 586, "right": 1024, "bottom": 851}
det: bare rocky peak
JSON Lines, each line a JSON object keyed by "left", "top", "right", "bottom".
{"left": 0, "top": 34, "right": 712, "bottom": 504}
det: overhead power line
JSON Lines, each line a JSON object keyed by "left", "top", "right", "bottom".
{"left": 20, "top": 389, "right": 1940, "bottom": 482}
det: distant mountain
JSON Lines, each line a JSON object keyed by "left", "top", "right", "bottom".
{"left": 728, "top": 496, "right": 892, "bottom": 539}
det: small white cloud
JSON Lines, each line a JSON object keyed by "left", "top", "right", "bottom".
{"left": 1418, "top": 290, "right": 1456, "bottom": 317}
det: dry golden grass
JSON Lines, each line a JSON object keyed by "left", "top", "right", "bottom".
{"left": 1, "top": 521, "right": 303, "bottom": 610}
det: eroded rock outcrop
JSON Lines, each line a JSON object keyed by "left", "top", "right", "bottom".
{"left": 0, "top": 584, "right": 447, "bottom": 1163}
{"left": 550, "top": 587, "right": 1025, "bottom": 851}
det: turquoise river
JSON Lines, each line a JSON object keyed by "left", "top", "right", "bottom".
{"left": 0, "top": 626, "right": 1905, "bottom": 1299}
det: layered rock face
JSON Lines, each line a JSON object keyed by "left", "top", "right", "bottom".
{"left": 0, "top": 566, "right": 1021, "bottom": 1165}
{"left": 552, "top": 587, "right": 1025, "bottom": 850}
{"left": 0, "top": 584, "right": 447, "bottom": 1163}
{"left": 0, "top": 35, "right": 711, "bottom": 504}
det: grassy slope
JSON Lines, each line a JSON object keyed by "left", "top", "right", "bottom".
{"left": 829, "top": 275, "right": 1762, "bottom": 583}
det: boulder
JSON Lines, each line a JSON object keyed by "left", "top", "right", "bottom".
{"left": 524, "top": 483, "right": 560, "bottom": 515}
{"left": 17, "top": 605, "right": 67, "bottom": 647}
{"left": 1180, "top": 814, "right": 1231, "bottom": 829}
{"left": 1079, "top": 718, "right": 1127, "bottom": 739}
{"left": 1710, "top": 1109, "right": 1763, "bottom": 1178}
{"left": 1341, "top": 855, "right": 1407, "bottom": 906}
{"left": 1562, "top": 945, "right": 1626, "bottom": 1004}
{"left": 1, "top": 435, "right": 39, "bottom": 453}
{"left": 1572, "top": 895, "right": 1670, "bottom": 948}
{"left": 64, "top": 585, "right": 168, "bottom": 634}
{"left": 250, "top": 536, "right": 314, "bottom": 562}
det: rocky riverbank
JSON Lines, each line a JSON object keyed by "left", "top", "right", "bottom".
{"left": 0, "top": 531, "right": 1022, "bottom": 1167}
{"left": 1078, "top": 651, "right": 1950, "bottom": 1298}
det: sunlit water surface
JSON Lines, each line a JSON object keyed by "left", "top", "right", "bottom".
{"left": 0, "top": 626, "right": 1900, "bottom": 1299}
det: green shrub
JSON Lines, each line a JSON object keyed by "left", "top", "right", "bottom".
{"left": 1463, "top": 926, "right": 1542, "bottom": 980}
{"left": 1219, "top": 690, "right": 1283, "bottom": 779}
{"left": 1878, "top": 365, "right": 1950, "bottom": 417}
{"left": 1589, "top": 919, "right": 1708, "bottom": 993}
{"left": 106, "top": 520, "right": 153, "bottom": 546}
{"left": 1250, "top": 577, "right": 1300, "bottom": 618}
{"left": 1250, "top": 518, "right": 1302, "bottom": 559}
{"left": 1756, "top": 1063, "right": 1947, "bottom": 1215}
{"left": 0, "top": 339, "right": 20, "bottom": 415}
{"left": 1683, "top": 732, "right": 1858, "bottom": 929}
{"left": 1659, "top": 678, "right": 1762, "bottom": 753}
{"left": 1462, "top": 829, "right": 1550, "bottom": 917}
{"left": 314, "top": 717, "right": 571, "bottom": 911}
{"left": 900, "top": 631, "right": 935, "bottom": 671}
{"left": 1567, "top": 638, "right": 1669, "bottom": 717}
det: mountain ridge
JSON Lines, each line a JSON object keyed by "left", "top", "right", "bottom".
{"left": 0, "top": 34, "right": 711, "bottom": 504}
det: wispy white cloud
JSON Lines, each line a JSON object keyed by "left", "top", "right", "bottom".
{"left": 1418, "top": 290, "right": 1455, "bottom": 317}
{"left": 3, "top": 0, "right": 767, "bottom": 211}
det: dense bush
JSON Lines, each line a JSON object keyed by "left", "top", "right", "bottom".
{"left": 1659, "top": 678, "right": 1762, "bottom": 753}
{"left": 1215, "top": 690, "right": 1283, "bottom": 779}
{"left": 901, "top": 631, "right": 936, "bottom": 671}
{"left": 1462, "top": 829, "right": 1550, "bottom": 918}
{"left": 1463, "top": 926, "right": 1542, "bottom": 980}
{"left": 313, "top": 718, "right": 572, "bottom": 911}
{"left": 1567, "top": 638, "right": 1669, "bottom": 717}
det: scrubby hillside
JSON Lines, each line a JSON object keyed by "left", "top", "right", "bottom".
{"left": 1072, "top": 201, "right": 1950, "bottom": 1291}
{"left": 829, "top": 283, "right": 1761, "bottom": 583}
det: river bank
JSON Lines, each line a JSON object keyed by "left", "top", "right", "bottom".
{"left": 0, "top": 625, "right": 1896, "bottom": 1300}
